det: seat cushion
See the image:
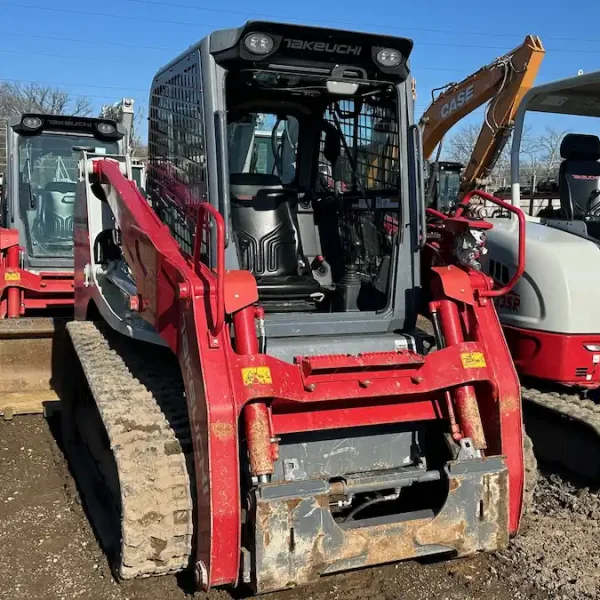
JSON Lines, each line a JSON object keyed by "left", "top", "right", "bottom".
{"left": 256, "top": 275, "right": 322, "bottom": 300}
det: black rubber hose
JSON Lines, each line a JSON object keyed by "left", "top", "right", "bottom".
{"left": 343, "top": 490, "right": 400, "bottom": 522}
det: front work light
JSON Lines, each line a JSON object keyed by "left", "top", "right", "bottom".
{"left": 97, "top": 122, "right": 116, "bottom": 135}
{"left": 376, "top": 48, "right": 402, "bottom": 68}
{"left": 243, "top": 32, "right": 275, "bottom": 55}
{"left": 22, "top": 116, "right": 43, "bottom": 130}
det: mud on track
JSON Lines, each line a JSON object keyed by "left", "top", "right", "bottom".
{"left": 0, "top": 416, "right": 597, "bottom": 600}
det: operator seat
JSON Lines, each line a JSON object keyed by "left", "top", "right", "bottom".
{"left": 229, "top": 172, "right": 321, "bottom": 308}
{"left": 39, "top": 181, "right": 76, "bottom": 241}
{"left": 558, "top": 133, "right": 600, "bottom": 219}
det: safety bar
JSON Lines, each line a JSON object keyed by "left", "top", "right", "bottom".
{"left": 193, "top": 202, "right": 225, "bottom": 336}
{"left": 410, "top": 124, "right": 427, "bottom": 249}
{"left": 455, "top": 190, "right": 525, "bottom": 298}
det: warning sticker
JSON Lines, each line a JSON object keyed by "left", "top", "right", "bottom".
{"left": 460, "top": 352, "right": 487, "bottom": 369}
{"left": 241, "top": 366, "right": 273, "bottom": 386}
{"left": 4, "top": 272, "right": 20, "bottom": 282}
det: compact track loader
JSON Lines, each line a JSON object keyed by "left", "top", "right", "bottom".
{"left": 60, "top": 21, "right": 531, "bottom": 594}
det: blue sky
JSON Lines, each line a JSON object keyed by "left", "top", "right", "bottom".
{"left": 2, "top": 0, "right": 600, "bottom": 143}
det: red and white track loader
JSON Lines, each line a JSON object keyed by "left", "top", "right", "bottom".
{"left": 58, "top": 20, "right": 532, "bottom": 594}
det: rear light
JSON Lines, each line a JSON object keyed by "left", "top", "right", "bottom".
{"left": 584, "top": 344, "right": 600, "bottom": 352}
{"left": 243, "top": 32, "right": 274, "bottom": 55}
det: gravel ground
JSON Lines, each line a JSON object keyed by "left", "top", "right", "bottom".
{"left": 0, "top": 416, "right": 597, "bottom": 600}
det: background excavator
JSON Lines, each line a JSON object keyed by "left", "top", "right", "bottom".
{"left": 481, "top": 70, "right": 600, "bottom": 484}
{"left": 419, "top": 35, "right": 545, "bottom": 211}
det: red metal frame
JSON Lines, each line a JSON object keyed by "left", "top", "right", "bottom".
{"left": 503, "top": 324, "right": 600, "bottom": 388}
{"left": 455, "top": 190, "right": 526, "bottom": 298}
{"left": 427, "top": 189, "right": 526, "bottom": 299}
{"left": 0, "top": 226, "right": 74, "bottom": 318}
{"left": 84, "top": 159, "right": 527, "bottom": 589}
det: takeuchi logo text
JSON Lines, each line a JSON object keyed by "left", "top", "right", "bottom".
{"left": 282, "top": 38, "right": 362, "bottom": 56}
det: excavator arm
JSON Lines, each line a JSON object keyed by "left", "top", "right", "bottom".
{"left": 420, "top": 35, "right": 545, "bottom": 190}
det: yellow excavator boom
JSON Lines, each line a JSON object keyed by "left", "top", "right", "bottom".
{"left": 419, "top": 35, "right": 545, "bottom": 191}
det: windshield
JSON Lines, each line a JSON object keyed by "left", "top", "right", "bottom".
{"left": 223, "top": 71, "right": 401, "bottom": 309}
{"left": 17, "top": 133, "right": 118, "bottom": 259}
{"left": 437, "top": 170, "right": 461, "bottom": 210}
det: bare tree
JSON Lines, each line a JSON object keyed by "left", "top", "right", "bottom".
{"left": 442, "top": 123, "right": 481, "bottom": 166}
{"left": 536, "top": 126, "right": 569, "bottom": 180}
{"left": 0, "top": 82, "right": 92, "bottom": 170}
{"left": 441, "top": 121, "right": 552, "bottom": 188}
{"left": 0, "top": 82, "right": 92, "bottom": 117}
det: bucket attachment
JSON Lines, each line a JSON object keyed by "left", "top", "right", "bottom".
{"left": 0, "top": 318, "right": 66, "bottom": 419}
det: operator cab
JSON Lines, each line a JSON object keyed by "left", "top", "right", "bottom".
{"left": 224, "top": 72, "right": 402, "bottom": 313}
{"left": 148, "top": 21, "right": 421, "bottom": 338}
{"left": 3, "top": 114, "right": 123, "bottom": 271}
{"left": 426, "top": 161, "right": 463, "bottom": 211}
{"left": 506, "top": 71, "right": 600, "bottom": 241}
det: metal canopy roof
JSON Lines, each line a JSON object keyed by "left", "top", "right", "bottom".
{"left": 525, "top": 70, "right": 600, "bottom": 117}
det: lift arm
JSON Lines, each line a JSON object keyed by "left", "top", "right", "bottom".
{"left": 420, "top": 35, "right": 545, "bottom": 189}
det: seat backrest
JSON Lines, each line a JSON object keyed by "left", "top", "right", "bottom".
{"left": 229, "top": 173, "right": 303, "bottom": 278}
{"left": 40, "top": 191, "right": 76, "bottom": 241}
{"left": 558, "top": 133, "right": 600, "bottom": 219}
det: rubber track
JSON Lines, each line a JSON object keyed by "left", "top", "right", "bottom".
{"left": 522, "top": 432, "right": 538, "bottom": 513}
{"left": 66, "top": 321, "right": 195, "bottom": 579}
{"left": 522, "top": 386, "right": 600, "bottom": 435}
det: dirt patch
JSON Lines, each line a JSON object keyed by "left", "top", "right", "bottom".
{"left": 500, "top": 473, "right": 600, "bottom": 600}
{"left": 0, "top": 415, "right": 591, "bottom": 600}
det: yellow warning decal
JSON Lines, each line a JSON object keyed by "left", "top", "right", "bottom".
{"left": 4, "top": 272, "right": 20, "bottom": 282}
{"left": 242, "top": 366, "right": 273, "bottom": 386}
{"left": 460, "top": 352, "right": 487, "bottom": 369}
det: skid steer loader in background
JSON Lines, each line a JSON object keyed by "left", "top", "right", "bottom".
{"left": 481, "top": 70, "right": 600, "bottom": 483}
{"left": 60, "top": 20, "right": 531, "bottom": 594}
{"left": 0, "top": 103, "right": 136, "bottom": 418}
{"left": 0, "top": 112, "right": 127, "bottom": 418}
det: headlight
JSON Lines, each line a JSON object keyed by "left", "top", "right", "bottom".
{"left": 243, "top": 32, "right": 274, "bottom": 55}
{"left": 376, "top": 48, "right": 402, "bottom": 68}
{"left": 22, "top": 116, "right": 43, "bottom": 130}
{"left": 97, "top": 122, "right": 116, "bottom": 135}
{"left": 584, "top": 344, "right": 600, "bottom": 352}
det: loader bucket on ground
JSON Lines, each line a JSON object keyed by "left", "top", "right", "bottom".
{"left": 0, "top": 318, "right": 67, "bottom": 419}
